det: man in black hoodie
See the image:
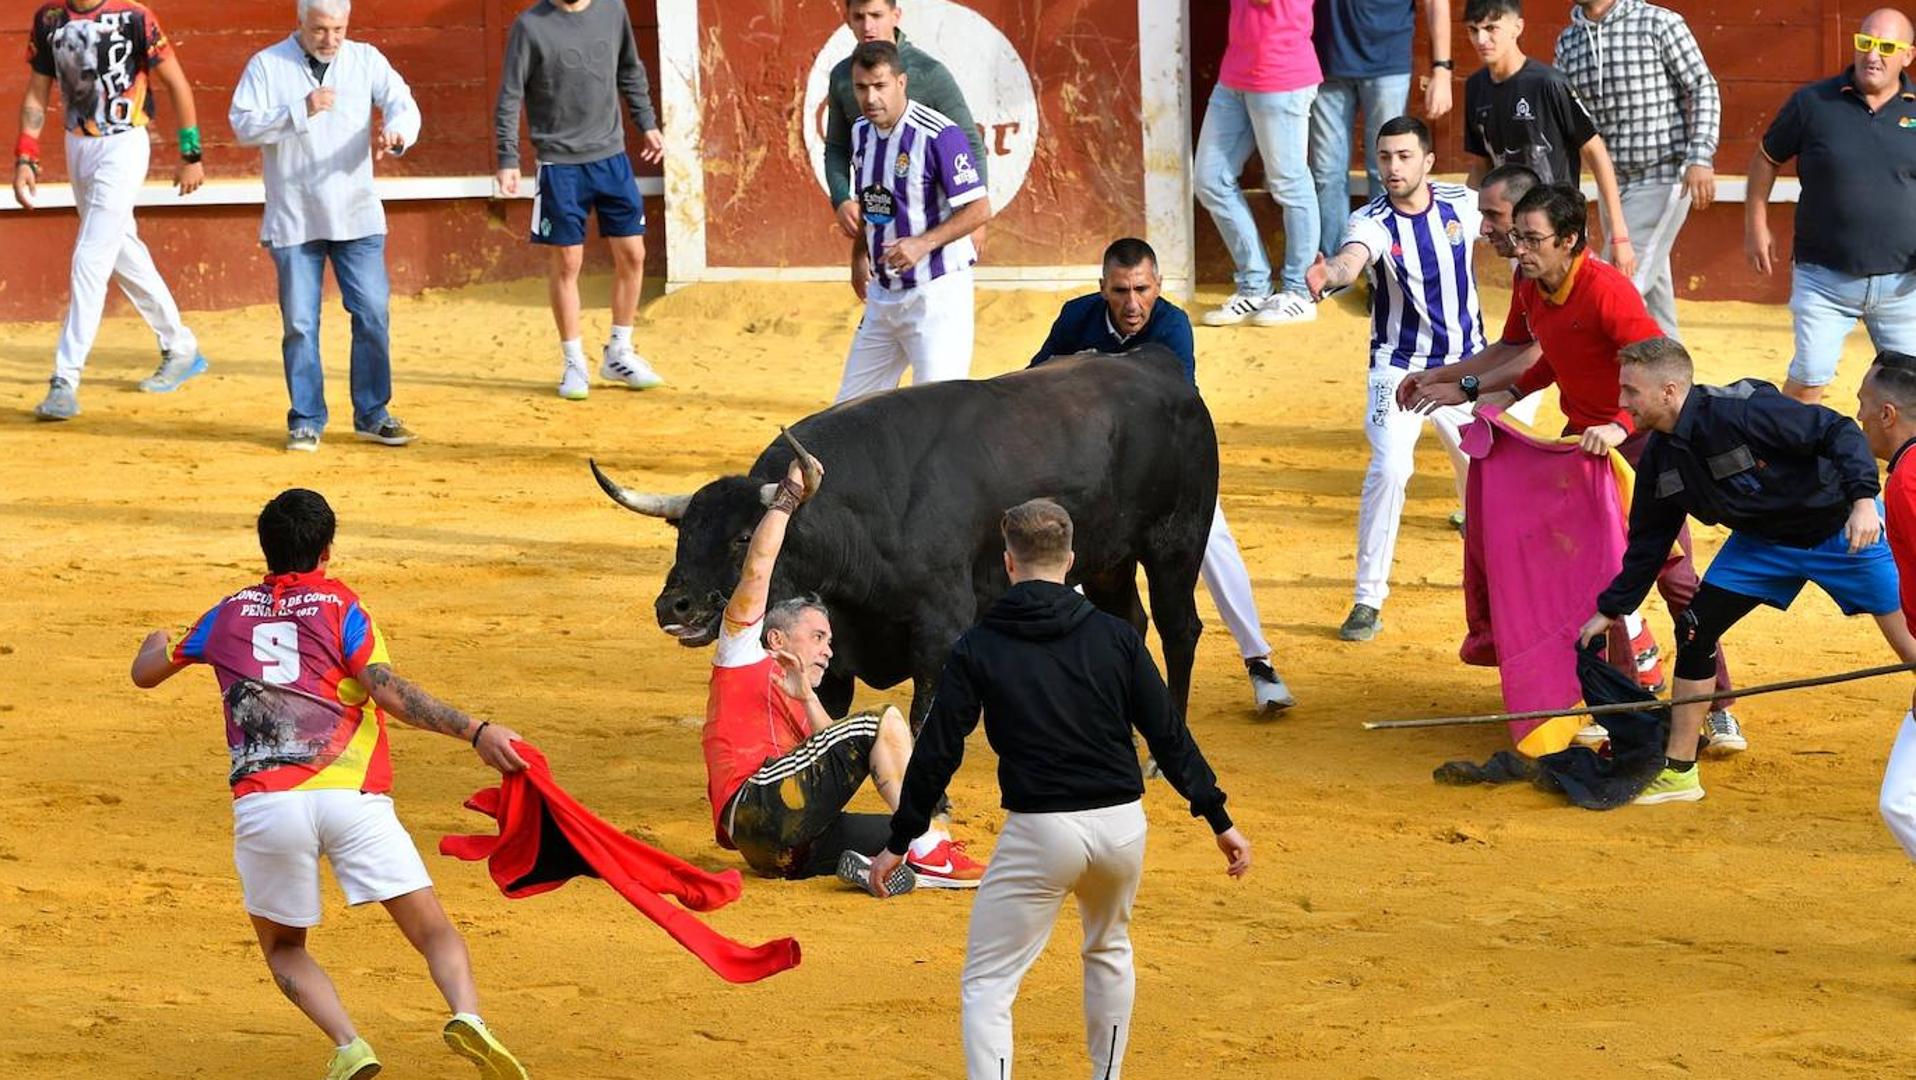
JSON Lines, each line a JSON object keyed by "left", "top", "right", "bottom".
{"left": 869, "top": 498, "right": 1252, "bottom": 1080}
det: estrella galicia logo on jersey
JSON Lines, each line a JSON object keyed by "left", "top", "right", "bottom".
{"left": 1445, "top": 219, "right": 1464, "bottom": 246}
{"left": 894, "top": 150, "right": 911, "bottom": 177}
{"left": 951, "top": 151, "right": 980, "bottom": 187}
{"left": 1514, "top": 97, "right": 1535, "bottom": 121}
{"left": 1902, "top": 116, "right": 1916, "bottom": 129}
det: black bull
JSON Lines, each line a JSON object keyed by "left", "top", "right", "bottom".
{"left": 590, "top": 346, "right": 1219, "bottom": 730}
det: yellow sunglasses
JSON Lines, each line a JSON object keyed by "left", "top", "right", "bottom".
{"left": 1855, "top": 32, "right": 1912, "bottom": 56}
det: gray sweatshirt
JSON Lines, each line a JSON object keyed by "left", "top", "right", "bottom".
{"left": 494, "top": 0, "right": 658, "bottom": 170}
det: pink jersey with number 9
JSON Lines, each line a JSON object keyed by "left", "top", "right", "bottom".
{"left": 170, "top": 569, "right": 393, "bottom": 798}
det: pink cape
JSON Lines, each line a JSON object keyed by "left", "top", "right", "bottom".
{"left": 1458, "top": 408, "right": 1665, "bottom": 750}
{"left": 441, "top": 742, "right": 801, "bottom": 984}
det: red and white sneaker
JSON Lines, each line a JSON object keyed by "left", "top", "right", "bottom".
{"left": 906, "top": 839, "right": 987, "bottom": 889}
{"left": 1629, "top": 623, "right": 1666, "bottom": 694}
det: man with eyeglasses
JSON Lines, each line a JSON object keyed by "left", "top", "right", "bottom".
{"left": 1396, "top": 182, "right": 1741, "bottom": 748}
{"left": 1747, "top": 9, "right": 1916, "bottom": 405}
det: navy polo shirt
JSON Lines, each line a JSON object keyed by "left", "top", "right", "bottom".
{"left": 1028, "top": 293, "right": 1197, "bottom": 385}
{"left": 1761, "top": 69, "right": 1916, "bottom": 277}
{"left": 1313, "top": 0, "right": 1416, "bottom": 81}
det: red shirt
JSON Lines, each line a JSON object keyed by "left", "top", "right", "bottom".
{"left": 702, "top": 617, "right": 812, "bottom": 846}
{"left": 1505, "top": 252, "right": 1665, "bottom": 433}
{"left": 1886, "top": 438, "right": 1916, "bottom": 636}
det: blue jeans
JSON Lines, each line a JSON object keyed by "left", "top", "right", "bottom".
{"left": 1195, "top": 83, "right": 1319, "bottom": 297}
{"left": 1786, "top": 262, "right": 1916, "bottom": 388}
{"left": 1308, "top": 73, "right": 1412, "bottom": 258}
{"left": 269, "top": 235, "right": 394, "bottom": 433}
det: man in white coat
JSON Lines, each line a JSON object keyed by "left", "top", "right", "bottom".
{"left": 230, "top": 0, "right": 419, "bottom": 452}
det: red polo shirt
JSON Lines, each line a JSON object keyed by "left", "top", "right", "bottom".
{"left": 1505, "top": 252, "right": 1665, "bottom": 433}
{"left": 1887, "top": 437, "right": 1916, "bottom": 636}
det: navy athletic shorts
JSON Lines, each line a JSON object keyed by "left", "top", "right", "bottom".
{"left": 531, "top": 153, "right": 645, "bottom": 246}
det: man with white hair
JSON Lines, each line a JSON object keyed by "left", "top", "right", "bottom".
{"left": 15, "top": 0, "right": 209, "bottom": 421}
{"left": 230, "top": 0, "right": 421, "bottom": 452}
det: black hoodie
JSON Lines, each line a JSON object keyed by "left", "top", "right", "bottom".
{"left": 885, "top": 580, "right": 1232, "bottom": 855}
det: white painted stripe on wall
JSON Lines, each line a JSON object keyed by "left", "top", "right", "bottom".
{"left": 1139, "top": 0, "right": 1196, "bottom": 300}
{"left": 0, "top": 174, "right": 665, "bottom": 213}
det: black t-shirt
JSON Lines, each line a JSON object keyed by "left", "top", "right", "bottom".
{"left": 1761, "top": 70, "right": 1916, "bottom": 277}
{"left": 1464, "top": 58, "right": 1599, "bottom": 187}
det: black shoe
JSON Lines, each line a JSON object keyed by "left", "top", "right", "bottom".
{"left": 1339, "top": 603, "right": 1382, "bottom": 642}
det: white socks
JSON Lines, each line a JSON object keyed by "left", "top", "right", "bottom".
{"left": 908, "top": 829, "right": 948, "bottom": 859}
{"left": 608, "top": 325, "right": 633, "bottom": 349}
{"left": 1622, "top": 612, "right": 1645, "bottom": 639}
{"left": 560, "top": 339, "right": 586, "bottom": 366}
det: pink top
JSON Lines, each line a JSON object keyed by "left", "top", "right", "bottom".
{"left": 1218, "top": 0, "right": 1321, "bottom": 94}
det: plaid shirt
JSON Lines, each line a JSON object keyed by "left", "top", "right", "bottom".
{"left": 1554, "top": 0, "right": 1720, "bottom": 185}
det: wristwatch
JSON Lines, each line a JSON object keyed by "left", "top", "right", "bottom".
{"left": 1432, "top": 59, "right": 1455, "bottom": 70}
{"left": 1460, "top": 374, "right": 1481, "bottom": 402}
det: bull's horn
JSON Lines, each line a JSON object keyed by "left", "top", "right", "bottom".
{"left": 780, "top": 425, "right": 823, "bottom": 492}
{"left": 589, "top": 458, "right": 692, "bottom": 520}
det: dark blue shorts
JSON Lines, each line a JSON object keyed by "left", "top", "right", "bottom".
{"left": 1702, "top": 512, "right": 1901, "bottom": 617}
{"left": 532, "top": 154, "right": 645, "bottom": 246}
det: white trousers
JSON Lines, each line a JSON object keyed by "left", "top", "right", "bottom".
{"left": 1203, "top": 503, "right": 1272, "bottom": 659}
{"left": 1354, "top": 366, "right": 1473, "bottom": 609}
{"left": 834, "top": 267, "right": 974, "bottom": 402}
{"left": 962, "top": 801, "right": 1146, "bottom": 1080}
{"left": 1881, "top": 711, "right": 1916, "bottom": 859}
{"left": 56, "top": 130, "right": 195, "bottom": 386}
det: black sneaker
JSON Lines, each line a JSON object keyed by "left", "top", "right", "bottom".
{"left": 355, "top": 416, "right": 416, "bottom": 446}
{"left": 1339, "top": 603, "right": 1382, "bottom": 642}
{"left": 836, "top": 850, "right": 917, "bottom": 897}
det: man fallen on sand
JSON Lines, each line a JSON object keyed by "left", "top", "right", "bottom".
{"left": 129, "top": 488, "right": 529, "bottom": 1080}
{"left": 701, "top": 447, "right": 986, "bottom": 891}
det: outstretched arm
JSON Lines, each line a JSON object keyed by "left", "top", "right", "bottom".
{"left": 360, "top": 663, "right": 527, "bottom": 772}
{"left": 723, "top": 456, "right": 825, "bottom": 628}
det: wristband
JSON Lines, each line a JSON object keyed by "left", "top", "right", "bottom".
{"left": 770, "top": 479, "right": 803, "bottom": 515}
{"left": 470, "top": 720, "right": 490, "bottom": 748}
{"left": 15, "top": 157, "right": 39, "bottom": 176}
{"left": 177, "top": 125, "right": 201, "bottom": 158}
{"left": 15, "top": 132, "right": 39, "bottom": 160}
{"left": 1613, "top": 237, "right": 1633, "bottom": 246}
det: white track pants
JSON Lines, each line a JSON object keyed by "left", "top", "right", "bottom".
{"left": 834, "top": 267, "right": 974, "bottom": 402}
{"left": 962, "top": 801, "right": 1146, "bottom": 1080}
{"left": 1354, "top": 366, "right": 1472, "bottom": 609}
{"left": 1881, "top": 711, "right": 1916, "bottom": 859}
{"left": 1202, "top": 503, "right": 1272, "bottom": 659}
{"left": 56, "top": 130, "right": 195, "bottom": 386}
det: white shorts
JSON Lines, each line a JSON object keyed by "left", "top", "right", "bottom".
{"left": 232, "top": 789, "right": 432, "bottom": 927}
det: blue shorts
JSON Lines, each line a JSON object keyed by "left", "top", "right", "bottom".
{"left": 1702, "top": 517, "right": 1901, "bottom": 617}
{"left": 532, "top": 154, "right": 645, "bottom": 246}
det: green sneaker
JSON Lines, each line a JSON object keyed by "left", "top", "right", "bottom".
{"left": 444, "top": 1014, "right": 528, "bottom": 1079}
{"left": 1338, "top": 603, "right": 1382, "bottom": 642}
{"left": 324, "top": 1036, "right": 380, "bottom": 1080}
{"left": 1634, "top": 766, "right": 1704, "bottom": 805}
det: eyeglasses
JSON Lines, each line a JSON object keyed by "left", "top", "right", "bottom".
{"left": 1509, "top": 231, "right": 1563, "bottom": 251}
{"left": 1855, "top": 32, "right": 1912, "bottom": 56}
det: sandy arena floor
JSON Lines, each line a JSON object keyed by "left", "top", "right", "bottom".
{"left": 1, "top": 274, "right": 1912, "bottom": 1078}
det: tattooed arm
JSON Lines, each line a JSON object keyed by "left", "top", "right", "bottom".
{"left": 14, "top": 74, "right": 51, "bottom": 208}
{"left": 361, "top": 662, "right": 527, "bottom": 772}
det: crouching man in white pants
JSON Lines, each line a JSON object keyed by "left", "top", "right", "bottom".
{"left": 869, "top": 498, "right": 1253, "bottom": 1079}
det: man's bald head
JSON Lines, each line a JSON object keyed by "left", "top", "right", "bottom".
{"left": 1856, "top": 8, "right": 1916, "bottom": 93}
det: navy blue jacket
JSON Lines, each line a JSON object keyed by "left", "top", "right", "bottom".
{"left": 1597, "top": 380, "right": 1881, "bottom": 616}
{"left": 1028, "top": 293, "right": 1197, "bottom": 385}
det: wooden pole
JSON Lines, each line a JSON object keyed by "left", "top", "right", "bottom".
{"left": 1362, "top": 662, "right": 1916, "bottom": 731}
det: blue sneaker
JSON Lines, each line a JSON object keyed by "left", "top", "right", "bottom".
{"left": 34, "top": 377, "right": 79, "bottom": 420}
{"left": 138, "top": 350, "right": 208, "bottom": 393}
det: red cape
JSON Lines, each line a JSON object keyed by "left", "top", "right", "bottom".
{"left": 440, "top": 742, "right": 800, "bottom": 984}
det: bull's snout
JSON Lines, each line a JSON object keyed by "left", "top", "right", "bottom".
{"left": 655, "top": 589, "right": 724, "bottom": 647}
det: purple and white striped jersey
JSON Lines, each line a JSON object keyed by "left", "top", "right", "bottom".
{"left": 1342, "top": 182, "right": 1486, "bottom": 372}
{"left": 851, "top": 101, "right": 988, "bottom": 290}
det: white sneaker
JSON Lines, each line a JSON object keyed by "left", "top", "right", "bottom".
{"left": 600, "top": 344, "right": 664, "bottom": 389}
{"left": 1250, "top": 291, "right": 1318, "bottom": 326}
{"left": 558, "top": 360, "right": 590, "bottom": 400}
{"left": 1573, "top": 723, "right": 1609, "bottom": 748}
{"left": 1701, "top": 709, "right": 1746, "bottom": 756}
{"left": 1200, "top": 292, "right": 1270, "bottom": 327}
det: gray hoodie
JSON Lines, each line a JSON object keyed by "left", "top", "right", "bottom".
{"left": 494, "top": 0, "right": 658, "bottom": 170}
